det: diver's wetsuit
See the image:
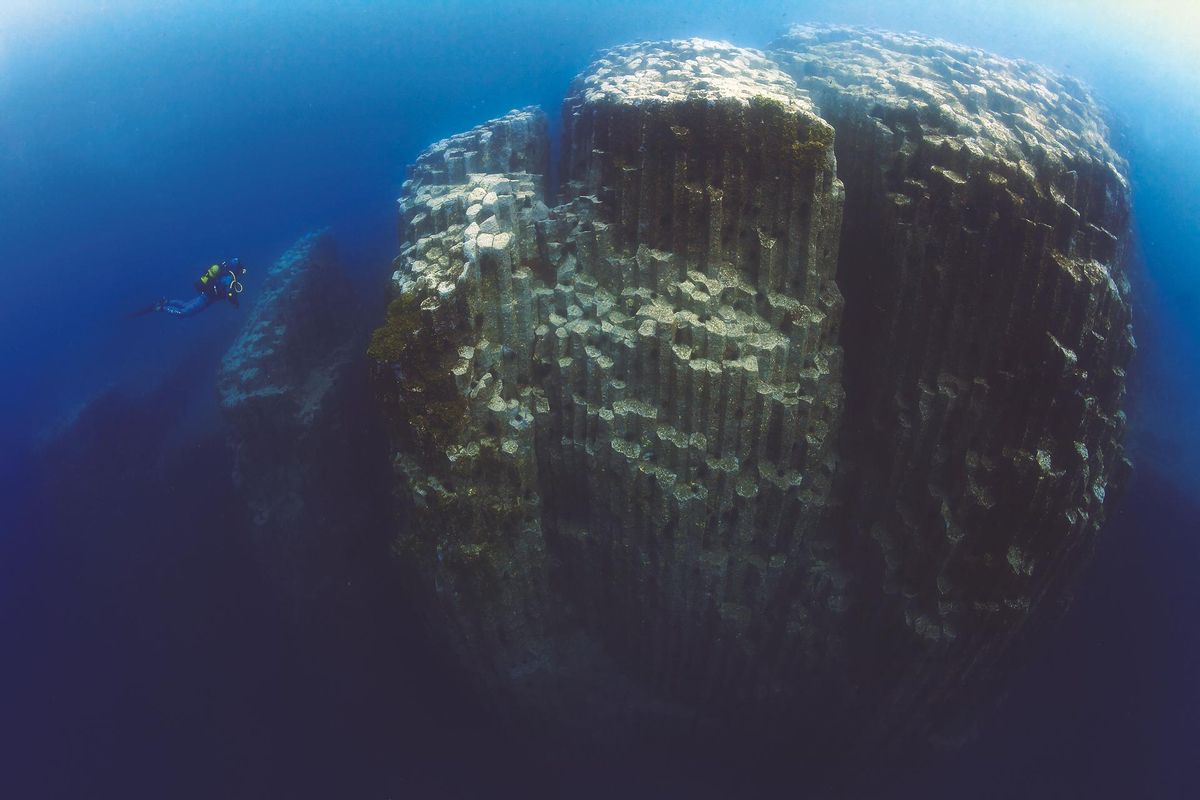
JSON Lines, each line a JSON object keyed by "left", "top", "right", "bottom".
{"left": 161, "top": 271, "right": 239, "bottom": 317}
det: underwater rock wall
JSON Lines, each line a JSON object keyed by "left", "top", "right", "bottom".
{"left": 371, "top": 27, "right": 1135, "bottom": 767}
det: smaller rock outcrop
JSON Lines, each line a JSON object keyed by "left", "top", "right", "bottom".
{"left": 218, "top": 231, "right": 364, "bottom": 608}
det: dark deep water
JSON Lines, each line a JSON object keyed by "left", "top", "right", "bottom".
{"left": 2, "top": 2, "right": 1198, "bottom": 797}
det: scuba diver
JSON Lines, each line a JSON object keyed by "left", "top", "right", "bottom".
{"left": 133, "top": 258, "right": 248, "bottom": 317}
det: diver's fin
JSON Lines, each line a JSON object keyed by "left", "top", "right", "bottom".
{"left": 126, "top": 298, "right": 166, "bottom": 318}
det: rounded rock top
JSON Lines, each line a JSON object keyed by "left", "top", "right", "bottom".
{"left": 771, "top": 24, "right": 1122, "bottom": 171}
{"left": 570, "top": 37, "right": 815, "bottom": 113}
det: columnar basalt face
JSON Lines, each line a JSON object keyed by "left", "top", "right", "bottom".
{"left": 561, "top": 39, "right": 842, "bottom": 289}
{"left": 372, "top": 28, "right": 1135, "bottom": 774}
{"left": 546, "top": 39, "right": 848, "bottom": 722}
{"left": 769, "top": 25, "right": 1134, "bottom": 737}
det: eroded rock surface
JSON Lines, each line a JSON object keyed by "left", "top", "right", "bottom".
{"left": 372, "top": 29, "right": 1135, "bottom": 774}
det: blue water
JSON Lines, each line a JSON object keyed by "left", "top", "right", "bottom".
{"left": 2, "top": 2, "right": 1197, "bottom": 797}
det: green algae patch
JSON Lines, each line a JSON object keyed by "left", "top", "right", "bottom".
{"left": 748, "top": 93, "right": 790, "bottom": 114}
{"left": 369, "top": 290, "right": 469, "bottom": 469}
{"left": 748, "top": 94, "right": 834, "bottom": 170}
{"left": 367, "top": 291, "right": 421, "bottom": 363}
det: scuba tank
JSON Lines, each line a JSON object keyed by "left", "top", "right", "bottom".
{"left": 194, "top": 263, "right": 223, "bottom": 295}
{"left": 194, "top": 259, "right": 246, "bottom": 300}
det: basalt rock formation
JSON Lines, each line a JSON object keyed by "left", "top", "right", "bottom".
{"left": 371, "top": 27, "right": 1134, "bottom": 772}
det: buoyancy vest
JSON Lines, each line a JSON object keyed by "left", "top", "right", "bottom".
{"left": 194, "top": 263, "right": 225, "bottom": 296}
{"left": 194, "top": 262, "right": 244, "bottom": 301}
